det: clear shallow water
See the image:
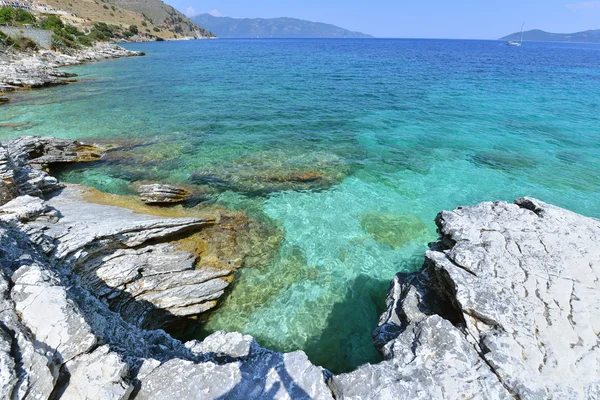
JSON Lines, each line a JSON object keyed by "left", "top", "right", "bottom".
{"left": 2, "top": 39, "right": 600, "bottom": 373}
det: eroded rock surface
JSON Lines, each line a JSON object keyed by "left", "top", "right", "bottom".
{"left": 0, "top": 215, "right": 332, "bottom": 399}
{"left": 333, "top": 198, "right": 600, "bottom": 400}
{"left": 0, "top": 136, "right": 102, "bottom": 200}
{"left": 138, "top": 184, "right": 192, "bottom": 204}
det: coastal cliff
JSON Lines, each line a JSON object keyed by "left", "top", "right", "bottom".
{"left": 0, "top": 136, "right": 598, "bottom": 399}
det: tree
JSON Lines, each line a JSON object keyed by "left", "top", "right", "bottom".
{"left": 129, "top": 24, "right": 138, "bottom": 35}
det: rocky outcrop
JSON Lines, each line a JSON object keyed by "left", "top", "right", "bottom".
{"left": 40, "top": 185, "right": 235, "bottom": 329}
{"left": 0, "top": 214, "right": 333, "bottom": 399}
{"left": 333, "top": 198, "right": 600, "bottom": 399}
{"left": 138, "top": 184, "right": 192, "bottom": 204}
{"left": 0, "top": 43, "right": 143, "bottom": 94}
{"left": 136, "top": 332, "right": 333, "bottom": 400}
{"left": 1, "top": 135, "right": 599, "bottom": 399}
{"left": 0, "top": 137, "right": 333, "bottom": 399}
{"left": 0, "top": 136, "right": 262, "bottom": 330}
{"left": 0, "top": 136, "right": 103, "bottom": 199}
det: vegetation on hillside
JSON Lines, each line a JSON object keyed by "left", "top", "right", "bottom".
{"left": 0, "top": 7, "right": 36, "bottom": 26}
{"left": 43, "top": 0, "right": 214, "bottom": 39}
{"left": 0, "top": 7, "right": 143, "bottom": 51}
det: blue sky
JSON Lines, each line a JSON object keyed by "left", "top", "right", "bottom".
{"left": 164, "top": 0, "right": 600, "bottom": 39}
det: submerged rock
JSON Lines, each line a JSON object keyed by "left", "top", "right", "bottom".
{"left": 190, "top": 150, "right": 349, "bottom": 195}
{"left": 139, "top": 183, "right": 192, "bottom": 204}
{"left": 359, "top": 212, "right": 429, "bottom": 249}
{"left": 333, "top": 197, "right": 600, "bottom": 399}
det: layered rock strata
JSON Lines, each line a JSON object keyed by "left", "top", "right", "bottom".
{"left": 138, "top": 184, "right": 192, "bottom": 204}
{"left": 0, "top": 136, "right": 265, "bottom": 329}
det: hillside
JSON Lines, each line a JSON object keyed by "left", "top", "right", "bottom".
{"left": 191, "top": 13, "right": 373, "bottom": 38}
{"left": 44, "top": 0, "right": 214, "bottom": 40}
{"left": 501, "top": 29, "right": 600, "bottom": 43}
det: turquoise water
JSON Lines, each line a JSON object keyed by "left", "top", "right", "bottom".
{"left": 2, "top": 39, "right": 600, "bottom": 373}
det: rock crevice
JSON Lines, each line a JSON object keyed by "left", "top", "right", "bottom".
{"left": 334, "top": 198, "right": 600, "bottom": 400}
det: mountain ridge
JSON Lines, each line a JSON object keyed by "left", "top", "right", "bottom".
{"left": 191, "top": 13, "right": 373, "bottom": 38}
{"left": 501, "top": 28, "right": 600, "bottom": 43}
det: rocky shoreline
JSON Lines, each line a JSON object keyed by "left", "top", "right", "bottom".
{"left": 0, "top": 43, "right": 143, "bottom": 95}
{"left": 0, "top": 136, "right": 597, "bottom": 399}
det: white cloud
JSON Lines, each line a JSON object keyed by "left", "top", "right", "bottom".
{"left": 208, "top": 9, "right": 223, "bottom": 17}
{"left": 566, "top": 1, "right": 600, "bottom": 9}
{"left": 185, "top": 6, "right": 196, "bottom": 17}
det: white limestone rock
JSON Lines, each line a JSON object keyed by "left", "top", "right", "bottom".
{"left": 11, "top": 264, "right": 97, "bottom": 364}
{"left": 335, "top": 197, "right": 600, "bottom": 400}
{"left": 38, "top": 185, "right": 231, "bottom": 329}
{"left": 60, "top": 346, "right": 133, "bottom": 400}
{"left": 136, "top": 331, "right": 334, "bottom": 400}
{"left": 0, "top": 195, "right": 56, "bottom": 222}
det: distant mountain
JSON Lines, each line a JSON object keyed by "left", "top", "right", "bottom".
{"left": 191, "top": 14, "right": 373, "bottom": 38}
{"left": 500, "top": 29, "right": 600, "bottom": 43}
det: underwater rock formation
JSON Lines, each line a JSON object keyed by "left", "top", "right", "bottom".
{"left": 190, "top": 150, "right": 349, "bottom": 196}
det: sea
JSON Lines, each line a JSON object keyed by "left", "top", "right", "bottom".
{"left": 1, "top": 39, "right": 599, "bottom": 373}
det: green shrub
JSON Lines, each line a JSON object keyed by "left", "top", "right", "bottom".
{"left": 0, "top": 30, "right": 15, "bottom": 47}
{"left": 153, "top": 27, "right": 159, "bottom": 32}
{"left": 141, "top": 21, "right": 147, "bottom": 27}
{"left": 0, "top": 7, "right": 36, "bottom": 26}
{"left": 64, "top": 24, "right": 83, "bottom": 36}
{"left": 129, "top": 24, "right": 138, "bottom": 34}
{"left": 77, "top": 34, "right": 92, "bottom": 46}
{"left": 51, "top": 33, "right": 77, "bottom": 50}
{"left": 103, "top": 4, "right": 108, "bottom": 9}
{"left": 39, "top": 15, "right": 64, "bottom": 30}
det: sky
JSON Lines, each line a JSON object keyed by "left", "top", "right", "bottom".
{"left": 163, "top": 0, "right": 600, "bottom": 39}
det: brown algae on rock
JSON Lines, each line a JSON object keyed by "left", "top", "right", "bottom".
{"left": 190, "top": 150, "right": 350, "bottom": 195}
{"left": 80, "top": 186, "right": 284, "bottom": 273}
{"left": 359, "top": 212, "right": 429, "bottom": 249}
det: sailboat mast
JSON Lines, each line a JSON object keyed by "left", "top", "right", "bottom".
{"left": 519, "top": 22, "right": 525, "bottom": 44}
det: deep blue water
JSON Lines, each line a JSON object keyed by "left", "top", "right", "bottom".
{"left": 1, "top": 39, "right": 599, "bottom": 373}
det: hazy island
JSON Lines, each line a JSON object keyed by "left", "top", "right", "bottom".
{"left": 501, "top": 28, "right": 600, "bottom": 43}
{"left": 191, "top": 13, "right": 373, "bottom": 38}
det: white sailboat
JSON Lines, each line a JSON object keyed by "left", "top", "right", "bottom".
{"left": 508, "top": 22, "right": 525, "bottom": 46}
